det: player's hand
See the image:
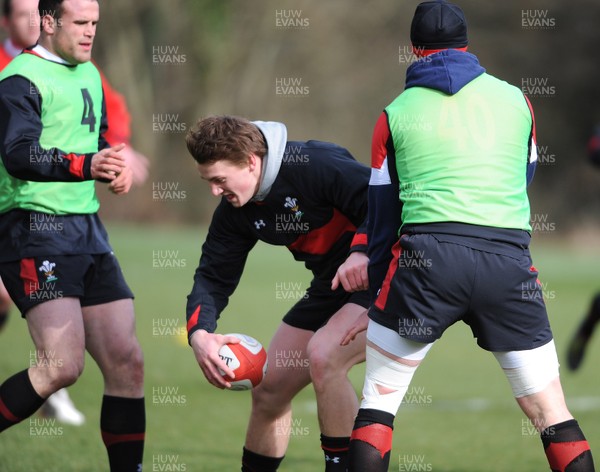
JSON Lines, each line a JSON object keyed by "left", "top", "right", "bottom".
{"left": 120, "top": 144, "right": 150, "bottom": 186}
{"left": 189, "top": 330, "right": 241, "bottom": 389}
{"left": 90, "top": 143, "right": 126, "bottom": 181}
{"left": 340, "top": 309, "right": 369, "bottom": 346}
{"left": 331, "top": 251, "right": 369, "bottom": 292}
{"left": 108, "top": 166, "right": 133, "bottom": 195}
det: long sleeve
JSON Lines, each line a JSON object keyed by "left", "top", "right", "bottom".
{"left": 186, "top": 202, "right": 258, "bottom": 341}
{"left": 367, "top": 111, "right": 403, "bottom": 302}
{"left": 0, "top": 75, "right": 99, "bottom": 181}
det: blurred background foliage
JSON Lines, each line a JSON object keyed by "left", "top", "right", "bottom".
{"left": 7, "top": 0, "right": 600, "bottom": 234}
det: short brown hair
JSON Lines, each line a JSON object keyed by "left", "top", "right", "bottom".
{"left": 185, "top": 115, "right": 267, "bottom": 166}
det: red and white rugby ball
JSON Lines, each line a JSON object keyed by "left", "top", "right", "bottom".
{"left": 218, "top": 333, "right": 267, "bottom": 391}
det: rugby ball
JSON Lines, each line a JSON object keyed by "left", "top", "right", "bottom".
{"left": 218, "top": 333, "right": 267, "bottom": 391}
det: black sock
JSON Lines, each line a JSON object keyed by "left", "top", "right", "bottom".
{"left": 321, "top": 434, "right": 350, "bottom": 471}
{"left": 0, "top": 369, "right": 45, "bottom": 432}
{"left": 100, "top": 395, "right": 145, "bottom": 472}
{"left": 348, "top": 408, "right": 394, "bottom": 472}
{"left": 541, "top": 419, "right": 595, "bottom": 471}
{"left": 241, "top": 447, "right": 284, "bottom": 472}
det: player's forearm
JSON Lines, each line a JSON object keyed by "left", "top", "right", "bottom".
{"left": 0, "top": 76, "right": 95, "bottom": 182}
{"left": 1, "top": 142, "right": 94, "bottom": 182}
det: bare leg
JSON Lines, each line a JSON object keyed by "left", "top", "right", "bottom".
{"left": 82, "top": 298, "right": 144, "bottom": 397}
{"left": 27, "top": 297, "right": 86, "bottom": 397}
{"left": 516, "top": 377, "right": 572, "bottom": 430}
{"left": 0, "top": 298, "right": 85, "bottom": 432}
{"left": 244, "top": 322, "right": 312, "bottom": 457}
{"left": 307, "top": 303, "right": 366, "bottom": 436}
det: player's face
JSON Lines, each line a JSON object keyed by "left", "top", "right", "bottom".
{"left": 197, "top": 156, "right": 262, "bottom": 208}
{"left": 46, "top": 0, "right": 99, "bottom": 65}
{"left": 2, "top": 0, "right": 40, "bottom": 49}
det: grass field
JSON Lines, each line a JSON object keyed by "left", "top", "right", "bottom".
{"left": 0, "top": 224, "right": 599, "bottom": 471}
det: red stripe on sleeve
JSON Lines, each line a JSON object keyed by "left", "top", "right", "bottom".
{"left": 351, "top": 233, "right": 368, "bottom": 248}
{"left": 372, "top": 112, "right": 391, "bottom": 170}
{"left": 63, "top": 153, "right": 87, "bottom": 179}
{"left": 20, "top": 258, "right": 38, "bottom": 296}
{"left": 186, "top": 305, "right": 201, "bottom": 333}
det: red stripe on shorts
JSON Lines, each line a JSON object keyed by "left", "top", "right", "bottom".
{"left": 20, "top": 258, "right": 38, "bottom": 296}
{"left": 374, "top": 241, "right": 402, "bottom": 311}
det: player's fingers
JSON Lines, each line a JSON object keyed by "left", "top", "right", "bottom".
{"left": 342, "top": 271, "right": 360, "bottom": 292}
{"left": 97, "top": 171, "right": 117, "bottom": 181}
{"left": 100, "top": 164, "right": 124, "bottom": 177}
{"left": 110, "top": 185, "right": 125, "bottom": 195}
{"left": 201, "top": 357, "right": 232, "bottom": 388}
{"left": 351, "top": 268, "right": 369, "bottom": 291}
{"left": 203, "top": 364, "right": 229, "bottom": 389}
{"left": 361, "top": 265, "right": 369, "bottom": 286}
{"left": 112, "top": 168, "right": 133, "bottom": 192}
{"left": 101, "top": 148, "right": 126, "bottom": 163}
{"left": 222, "top": 335, "right": 241, "bottom": 345}
{"left": 340, "top": 328, "right": 357, "bottom": 346}
{"left": 108, "top": 180, "right": 123, "bottom": 193}
{"left": 104, "top": 157, "right": 127, "bottom": 168}
{"left": 331, "top": 272, "right": 340, "bottom": 291}
{"left": 339, "top": 272, "right": 352, "bottom": 291}
{"left": 349, "top": 272, "right": 361, "bottom": 291}
{"left": 360, "top": 270, "right": 369, "bottom": 290}
{"left": 213, "top": 353, "right": 236, "bottom": 380}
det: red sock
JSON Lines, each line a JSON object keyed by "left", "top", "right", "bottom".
{"left": 348, "top": 408, "right": 394, "bottom": 472}
{"left": 541, "top": 419, "right": 594, "bottom": 471}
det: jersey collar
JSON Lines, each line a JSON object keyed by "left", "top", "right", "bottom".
{"left": 30, "top": 44, "right": 72, "bottom": 66}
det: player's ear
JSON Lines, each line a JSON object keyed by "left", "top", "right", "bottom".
{"left": 248, "top": 153, "right": 258, "bottom": 171}
{"left": 40, "top": 14, "right": 56, "bottom": 34}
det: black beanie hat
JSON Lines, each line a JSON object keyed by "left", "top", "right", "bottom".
{"left": 410, "top": 1, "right": 468, "bottom": 50}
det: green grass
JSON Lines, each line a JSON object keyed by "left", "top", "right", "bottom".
{"left": 0, "top": 224, "right": 599, "bottom": 471}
